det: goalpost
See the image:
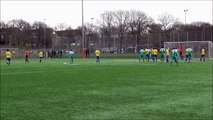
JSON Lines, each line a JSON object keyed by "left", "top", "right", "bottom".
{"left": 164, "top": 41, "right": 213, "bottom": 58}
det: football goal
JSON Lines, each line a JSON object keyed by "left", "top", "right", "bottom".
{"left": 164, "top": 41, "right": 213, "bottom": 58}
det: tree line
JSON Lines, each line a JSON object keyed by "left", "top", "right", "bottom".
{"left": 1, "top": 10, "right": 212, "bottom": 51}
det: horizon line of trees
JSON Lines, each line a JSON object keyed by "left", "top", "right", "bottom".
{"left": 1, "top": 10, "right": 212, "bottom": 51}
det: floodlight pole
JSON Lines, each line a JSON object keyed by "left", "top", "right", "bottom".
{"left": 184, "top": 9, "right": 188, "bottom": 25}
{"left": 43, "top": 18, "right": 46, "bottom": 58}
{"left": 89, "top": 18, "right": 94, "bottom": 50}
{"left": 101, "top": 14, "right": 105, "bottom": 49}
{"left": 184, "top": 9, "right": 188, "bottom": 46}
{"left": 81, "top": 0, "right": 85, "bottom": 58}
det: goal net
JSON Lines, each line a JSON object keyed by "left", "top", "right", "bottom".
{"left": 164, "top": 41, "right": 213, "bottom": 58}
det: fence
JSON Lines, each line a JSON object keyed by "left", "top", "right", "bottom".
{"left": 1, "top": 31, "right": 212, "bottom": 59}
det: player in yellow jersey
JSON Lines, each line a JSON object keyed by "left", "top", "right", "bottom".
{"left": 144, "top": 48, "right": 149, "bottom": 62}
{"left": 38, "top": 50, "right": 43, "bottom": 63}
{"left": 165, "top": 48, "right": 169, "bottom": 63}
{"left": 200, "top": 47, "right": 205, "bottom": 62}
{"left": 151, "top": 48, "right": 154, "bottom": 61}
{"left": 5, "top": 49, "right": 11, "bottom": 66}
{"left": 95, "top": 49, "right": 100, "bottom": 63}
{"left": 153, "top": 48, "right": 158, "bottom": 62}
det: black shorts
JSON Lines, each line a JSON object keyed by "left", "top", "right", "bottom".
{"left": 6, "top": 58, "right": 11, "bottom": 61}
{"left": 25, "top": 55, "right": 29, "bottom": 59}
{"left": 180, "top": 52, "right": 182, "bottom": 56}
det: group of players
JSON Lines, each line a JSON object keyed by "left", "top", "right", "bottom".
{"left": 4, "top": 48, "right": 99, "bottom": 66}
{"left": 5, "top": 49, "right": 44, "bottom": 66}
{"left": 4, "top": 46, "right": 206, "bottom": 66}
{"left": 138, "top": 46, "right": 206, "bottom": 66}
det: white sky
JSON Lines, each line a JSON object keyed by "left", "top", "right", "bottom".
{"left": 1, "top": 0, "right": 212, "bottom": 29}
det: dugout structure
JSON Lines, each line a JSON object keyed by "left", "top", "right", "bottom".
{"left": 164, "top": 41, "right": 213, "bottom": 58}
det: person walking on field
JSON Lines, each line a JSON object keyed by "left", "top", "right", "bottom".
{"left": 5, "top": 49, "right": 11, "bottom": 66}
{"left": 38, "top": 50, "right": 43, "bottom": 63}
{"left": 95, "top": 49, "right": 100, "bottom": 63}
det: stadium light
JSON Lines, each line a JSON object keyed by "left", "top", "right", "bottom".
{"left": 81, "top": 0, "right": 85, "bottom": 58}
{"left": 184, "top": 9, "right": 188, "bottom": 46}
{"left": 101, "top": 14, "right": 105, "bottom": 49}
{"left": 43, "top": 18, "right": 46, "bottom": 57}
{"left": 89, "top": 18, "right": 94, "bottom": 50}
{"left": 184, "top": 9, "right": 188, "bottom": 25}
{"left": 91, "top": 18, "right": 94, "bottom": 26}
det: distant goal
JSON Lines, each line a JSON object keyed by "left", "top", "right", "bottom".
{"left": 164, "top": 41, "right": 213, "bottom": 58}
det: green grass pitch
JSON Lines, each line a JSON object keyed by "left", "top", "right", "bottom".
{"left": 0, "top": 58, "right": 212, "bottom": 119}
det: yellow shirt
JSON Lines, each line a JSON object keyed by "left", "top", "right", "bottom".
{"left": 151, "top": 49, "right": 154, "bottom": 54}
{"left": 165, "top": 49, "right": 169, "bottom": 56}
{"left": 144, "top": 49, "right": 148, "bottom": 54}
{"left": 201, "top": 49, "right": 205, "bottom": 55}
{"left": 38, "top": 52, "right": 43, "bottom": 57}
{"left": 95, "top": 50, "right": 100, "bottom": 56}
{"left": 185, "top": 49, "right": 188, "bottom": 55}
{"left": 153, "top": 49, "right": 158, "bottom": 55}
{"left": 5, "top": 51, "right": 11, "bottom": 58}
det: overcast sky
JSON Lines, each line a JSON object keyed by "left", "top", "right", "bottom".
{"left": 1, "top": 0, "right": 212, "bottom": 29}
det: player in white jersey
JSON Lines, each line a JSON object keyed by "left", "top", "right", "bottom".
{"left": 69, "top": 49, "right": 74, "bottom": 64}
{"left": 170, "top": 48, "right": 179, "bottom": 66}
{"left": 139, "top": 48, "right": 145, "bottom": 62}
{"left": 159, "top": 47, "right": 165, "bottom": 61}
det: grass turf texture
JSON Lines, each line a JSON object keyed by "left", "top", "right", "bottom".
{"left": 0, "top": 58, "right": 212, "bottom": 120}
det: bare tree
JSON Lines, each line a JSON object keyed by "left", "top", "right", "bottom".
{"left": 0, "top": 21, "right": 9, "bottom": 28}
{"left": 113, "top": 10, "right": 129, "bottom": 52}
{"left": 127, "top": 10, "right": 153, "bottom": 50}
{"left": 57, "top": 23, "right": 67, "bottom": 31}
{"left": 5, "top": 19, "right": 32, "bottom": 47}
{"left": 100, "top": 11, "right": 115, "bottom": 48}
{"left": 32, "top": 21, "right": 47, "bottom": 49}
{"left": 158, "top": 12, "right": 179, "bottom": 41}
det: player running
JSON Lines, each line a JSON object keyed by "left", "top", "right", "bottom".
{"left": 160, "top": 47, "right": 165, "bottom": 62}
{"left": 38, "top": 50, "right": 43, "bottom": 63}
{"left": 24, "top": 49, "right": 29, "bottom": 63}
{"left": 170, "top": 48, "right": 178, "bottom": 66}
{"left": 200, "top": 47, "right": 205, "bottom": 62}
{"left": 95, "top": 49, "right": 100, "bottom": 63}
{"left": 69, "top": 49, "right": 74, "bottom": 64}
{"left": 5, "top": 49, "right": 11, "bottom": 66}
{"left": 139, "top": 48, "right": 145, "bottom": 62}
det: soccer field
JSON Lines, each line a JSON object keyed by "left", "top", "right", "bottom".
{"left": 0, "top": 58, "right": 212, "bottom": 120}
